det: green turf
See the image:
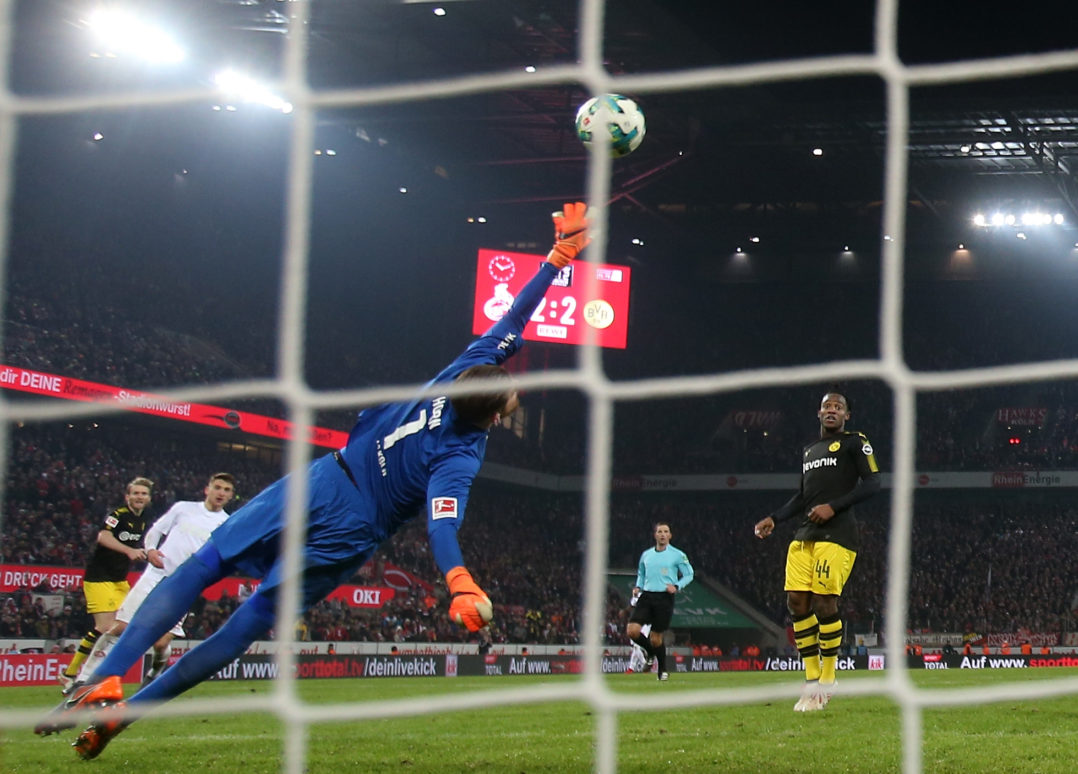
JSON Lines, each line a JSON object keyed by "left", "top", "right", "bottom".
{"left": 3, "top": 669, "right": 1077, "bottom": 773}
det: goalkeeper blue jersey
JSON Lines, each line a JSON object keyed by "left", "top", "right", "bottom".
{"left": 211, "top": 260, "right": 560, "bottom": 587}
{"left": 636, "top": 545, "right": 694, "bottom": 592}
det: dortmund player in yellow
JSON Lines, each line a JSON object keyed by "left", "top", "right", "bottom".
{"left": 753, "top": 388, "right": 880, "bottom": 711}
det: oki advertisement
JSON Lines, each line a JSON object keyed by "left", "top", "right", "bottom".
{"left": 472, "top": 249, "right": 631, "bottom": 349}
{"left": 1, "top": 564, "right": 398, "bottom": 609}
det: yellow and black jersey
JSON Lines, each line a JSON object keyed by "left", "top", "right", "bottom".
{"left": 83, "top": 505, "right": 149, "bottom": 583}
{"left": 773, "top": 430, "right": 880, "bottom": 551}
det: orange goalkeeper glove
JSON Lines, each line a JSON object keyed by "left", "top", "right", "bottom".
{"left": 546, "top": 201, "right": 591, "bottom": 269}
{"left": 446, "top": 566, "right": 493, "bottom": 632}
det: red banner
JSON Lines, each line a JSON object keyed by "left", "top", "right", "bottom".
{"left": 1, "top": 564, "right": 400, "bottom": 609}
{"left": 0, "top": 653, "right": 142, "bottom": 686}
{"left": 1, "top": 564, "right": 88, "bottom": 593}
{"left": 0, "top": 364, "right": 349, "bottom": 448}
{"left": 379, "top": 563, "right": 434, "bottom": 592}
{"left": 201, "top": 576, "right": 398, "bottom": 608}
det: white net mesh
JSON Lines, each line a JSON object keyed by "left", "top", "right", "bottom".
{"left": 3, "top": 1, "right": 1078, "bottom": 772}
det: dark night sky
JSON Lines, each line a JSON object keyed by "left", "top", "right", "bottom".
{"left": 8, "top": 0, "right": 1078, "bottom": 396}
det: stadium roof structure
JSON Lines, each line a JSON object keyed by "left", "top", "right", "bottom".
{"left": 11, "top": 0, "right": 1078, "bottom": 257}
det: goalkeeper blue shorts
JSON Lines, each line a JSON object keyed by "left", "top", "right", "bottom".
{"left": 208, "top": 453, "right": 378, "bottom": 593}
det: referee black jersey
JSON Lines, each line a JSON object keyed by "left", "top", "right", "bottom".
{"left": 778, "top": 430, "right": 879, "bottom": 551}
{"left": 83, "top": 505, "right": 148, "bottom": 583}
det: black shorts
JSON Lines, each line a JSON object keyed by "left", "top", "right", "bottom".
{"left": 629, "top": 591, "right": 675, "bottom": 632}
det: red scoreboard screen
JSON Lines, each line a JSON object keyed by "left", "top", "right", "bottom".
{"left": 472, "top": 249, "right": 631, "bottom": 349}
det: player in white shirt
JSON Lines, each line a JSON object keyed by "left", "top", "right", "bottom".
{"left": 75, "top": 473, "right": 236, "bottom": 686}
{"left": 626, "top": 590, "right": 653, "bottom": 673}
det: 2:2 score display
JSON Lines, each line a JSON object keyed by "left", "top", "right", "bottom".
{"left": 472, "top": 248, "right": 631, "bottom": 349}
{"left": 530, "top": 297, "right": 577, "bottom": 326}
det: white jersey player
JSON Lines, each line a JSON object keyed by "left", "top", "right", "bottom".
{"left": 75, "top": 474, "right": 235, "bottom": 685}
{"left": 627, "top": 590, "right": 653, "bottom": 673}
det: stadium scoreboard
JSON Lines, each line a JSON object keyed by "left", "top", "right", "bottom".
{"left": 471, "top": 249, "right": 631, "bottom": 349}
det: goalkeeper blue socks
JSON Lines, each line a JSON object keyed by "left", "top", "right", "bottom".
{"left": 91, "top": 543, "right": 227, "bottom": 683}
{"left": 131, "top": 592, "right": 276, "bottom": 705}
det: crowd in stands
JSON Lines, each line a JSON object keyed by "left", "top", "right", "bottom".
{"left": 0, "top": 422, "right": 601, "bottom": 647}
{"left": 3, "top": 415, "right": 1076, "bottom": 650}
{"left": 607, "top": 490, "right": 1078, "bottom": 639}
{"left": 4, "top": 261, "right": 1078, "bottom": 651}
{"left": 13, "top": 245, "right": 1078, "bottom": 478}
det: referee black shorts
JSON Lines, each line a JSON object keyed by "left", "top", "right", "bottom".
{"left": 629, "top": 590, "right": 675, "bottom": 633}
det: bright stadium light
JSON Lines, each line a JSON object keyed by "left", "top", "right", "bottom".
{"left": 213, "top": 70, "right": 293, "bottom": 113}
{"left": 84, "top": 9, "right": 186, "bottom": 64}
{"left": 975, "top": 209, "right": 1066, "bottom": 229}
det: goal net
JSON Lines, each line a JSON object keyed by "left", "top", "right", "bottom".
{"left": 3, "top": 1, "right": 1078, "bottom": 772}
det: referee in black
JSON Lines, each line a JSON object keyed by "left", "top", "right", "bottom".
{"left": 754, "top": 387, "right": 880, "bottom": 711}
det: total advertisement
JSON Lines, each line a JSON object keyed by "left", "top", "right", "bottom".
{"left": 10, "top": 651, "right": 1074, "bottom": 687}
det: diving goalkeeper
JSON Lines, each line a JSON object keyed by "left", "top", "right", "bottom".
{"left": 36, "top": 202, "right": 593, "bottom": 759}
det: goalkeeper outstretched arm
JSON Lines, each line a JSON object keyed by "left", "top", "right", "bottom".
{"left": 422, "top": 203, "right": 591, "bottom": 629}
{"left": 430, "top": 201, "right": 591, "bottom": 379}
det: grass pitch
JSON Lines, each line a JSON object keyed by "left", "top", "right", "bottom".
{"left": 3, "top": 668, "right": 1078, "bottom": 773}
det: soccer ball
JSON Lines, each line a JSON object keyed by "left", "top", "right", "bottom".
{"left": 574, "top": 94, "right": 646, "bottom": 157}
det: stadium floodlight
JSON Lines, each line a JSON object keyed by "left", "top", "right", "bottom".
{"left": 84, "top": 9, "right": 186, "bottom": 64}
{"left": 974, "top": 210, "right": 1065, "bottom": 229}
{"left": 213, "top": 70, "right": 293, "bottom": 113}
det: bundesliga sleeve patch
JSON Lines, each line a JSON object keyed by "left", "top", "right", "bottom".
{"left": 431, "top": 497, "right": 459, "bottom": 520}
{"left": 105, "top": 515, "right": 119, "bottom": 529}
